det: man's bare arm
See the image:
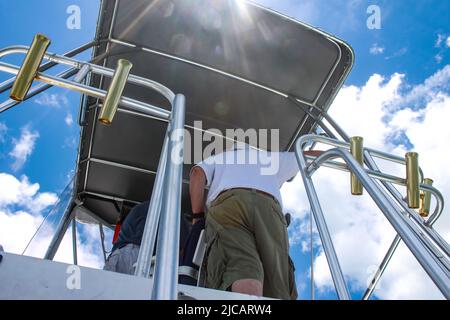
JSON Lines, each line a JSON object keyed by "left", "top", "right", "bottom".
{"left": 189, "top": 166, "right": 207, "bottom": 220}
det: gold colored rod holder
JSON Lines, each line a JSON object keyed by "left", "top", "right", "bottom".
{"left": 406, "top": 152, "right": 420, "bottom": 209}
{"left": 420, "top": 178, "right": 434, "bottom": 217}
{"left": 98, "top": 59, "right": 133, "bottom": 125}
{"left": 350, "top": 136, "right": 364, "bottom": 195}
{"left": 10, "top": 34, "right": 51, "bottom": 101}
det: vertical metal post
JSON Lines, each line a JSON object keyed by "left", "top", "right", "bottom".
{"left": 44, "top": 203, "right": 75, "bottom": 260}
{"left": 72, "top": 218, "right": 78, "bottom": 265}
{"left": 152, "top": 94, "right": 185, "bottom": 300}
{"left": 99, "top": 224, "right": 107, "bottom": 264}
{"left": 134, "top": 135, "right": 169, "bottom": 278}
{"left": 363, "top": 234, "right": 401, "bottom": 300}
{"left": 295, "top": 145, "right": 351, "bottom": 300}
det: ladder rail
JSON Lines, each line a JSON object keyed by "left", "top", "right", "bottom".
{"left": 296, "top": 138, "right": 352, "bottom": 300}
{"left": 295, "top": 134, "right": 450, "bottom": 299}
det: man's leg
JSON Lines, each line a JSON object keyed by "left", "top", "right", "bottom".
{"left": 204, "top": 190, "right": 265, "bottom": 295}
{"left": 253, "top": 193, "right": 291, "bottom": 299}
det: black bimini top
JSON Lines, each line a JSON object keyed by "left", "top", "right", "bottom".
{"left": 74, "top": 0, "right": 354, "bottom": 225}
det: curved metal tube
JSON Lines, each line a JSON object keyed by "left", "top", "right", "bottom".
{"left": 152, "top": 94, "right": 186, "bottom": 300}
{"left": 0, "top": 41, "right": 96, "bottom": 95}
{"left": 304, "top": 134, "right": 424, "bottom": 180}
{"left": 305, "top": 155, "right": 445, "bottom": 227}
{"left": 296, "top": 135, "right": 450, "bottom": 299}
{"left": 0, "top": 61, "right": 170, "bottom": 120}
{"left": 0, "top": 67, "right": 78, "bottom": 113}
{"left": 362, "top": 150, "right": 449, "bottom": 300}
{"left": 0, "top": 45, "right": 175, "bottom": 104}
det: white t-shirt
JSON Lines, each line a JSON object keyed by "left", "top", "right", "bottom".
{"left": 193, "top": 148, "right": 299, "bottom": 208}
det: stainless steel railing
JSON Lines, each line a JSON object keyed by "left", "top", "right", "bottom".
{"left": 0, "top": 42, "right": 185, "bottom": 300}
{"left": 295, "top": 134, "right": 450, "bottom": 299}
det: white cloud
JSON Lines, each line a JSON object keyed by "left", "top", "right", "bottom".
{"left": 65, "top": 113, "right": 73, "bottom": 126}
{"left": 435, "top": 54, "right": 443, "bottom": 64}
{"left": 435, "top": 34, "right": 450, "bottom": 49}
{"left": 435, "top": 34, "right": 446, "bottom": 48}
{"left": 9, "top": 126, "right": 39, "bottom": 171}
{"left": 282, "top": 64, "right": 450, "bottom": 299}
{"left": 370, "top": 44, "right": 385, "bottom": 55}
{"left": 0, "top": 172, "right": 104, "bottom": 269}
{"left": 0, "top": 122, "right": 7, "bottom": 143}
{"left": 385, "top": 47, "right": 408, "bottom": 60}
{"left": 34, "top": 92, "right": 69, "bottom": 108}
{"left": 0, "top": 173, "right": 57, "bottom": 215}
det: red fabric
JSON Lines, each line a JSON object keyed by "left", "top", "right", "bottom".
{"left": 112, "top": 223, "right": 121, "bottom": 244}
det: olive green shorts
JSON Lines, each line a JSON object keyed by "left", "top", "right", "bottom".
{"left": 204, "top": 188, "right": 297, "bottom": 300}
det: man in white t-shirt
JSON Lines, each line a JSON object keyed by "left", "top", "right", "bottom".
{"left": 189, "top": 144, "right": 321, "bottom": 299}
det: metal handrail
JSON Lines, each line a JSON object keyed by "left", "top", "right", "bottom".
{"left": 0, "top": 44, "right": 186, "bottom": 300}
{"left": 0, "top": 67, "right": 78, "bottom": 113}
{"left": 304, "top": 155, "right": 444, "bottom": 225}
{"left": 295, "top": 134, "right": 450, "bottom": 299}
{"left": 299, "top": 104, "right": 449, "bottom": 299}
{"left": 151, "top": 95, "right": 186, "bottom": 300}
{"left": 302, "top": 135, "right": 450, "bottom": 299}
{"left": 295, "top": 138, "right": 351, "bottom": 300}
{"left": 362, "top": 151, "right": 449, "bottom": 300}
{"left": 0, "top": 41, "right": 96, "bottom": 95}
{"left": 0, "top": 61, "right": 170, "bottom": 120}
{"left": 0, "top": 45, "right": 175, "bottom": 103}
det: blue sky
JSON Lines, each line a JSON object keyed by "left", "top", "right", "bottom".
{"left": 0, "top": 0, "right": 100, "bottom": 192}
{"left": 0, "top": 0, "right": 449, "bottom": 300}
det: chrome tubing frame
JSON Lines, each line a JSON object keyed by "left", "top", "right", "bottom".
{"left": 152, "top": 95, "right": 186, "bottom": 300}
{"left": 304, "top": 135, "right": 449, "bottom": 299}
{"left": 295, "top": 140, "right": 351, "bottom": 300}
{"left": 44, "top": 203, "right": 76, "bottom": 260}
{"left": 362, "top": 152, "right": 449, "bottom": 300}
{"left": 302, "top": 108, "right": 449, "bottom": 299}
{"left": 304, "top": 136, "right": 448, "bottom": 256}
{"left": 134, "top": 135, "right": 169, "bottom": 278}
{"left": 296, "top": 135, "right": 450, "bottom": 299}
{"left": 0, "top": 44, "right": 188, "bottom": 300}
{"left": 0, "top": 45, "right": 173, "bottom": 118}
{"left": 0, "top": 61, "right": 170, "bottom": 120}
{"left": 0, "top": 67, "right": 78, "bottom": 113}
{"left": 0, "top": 41, "right": 96, "bottom": 95}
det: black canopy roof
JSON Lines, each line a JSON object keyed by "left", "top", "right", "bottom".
{"left": 74, "top": 0, "right": 354, "bottom": 225}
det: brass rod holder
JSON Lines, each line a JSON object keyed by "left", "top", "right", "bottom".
{"left": 98, "top": 59, "right": 133, "bottom": 125}
{"left": 10, "top": 34, "right": 51, "bottom": 101}
{"left": 419, "top": 178, "right": 433, "bottom": 217}
{"left": 406, "top": 152, "right": 420, "bottom": 208}
{"left": 350, "top": 136, "right": 364, "bottom": 195}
